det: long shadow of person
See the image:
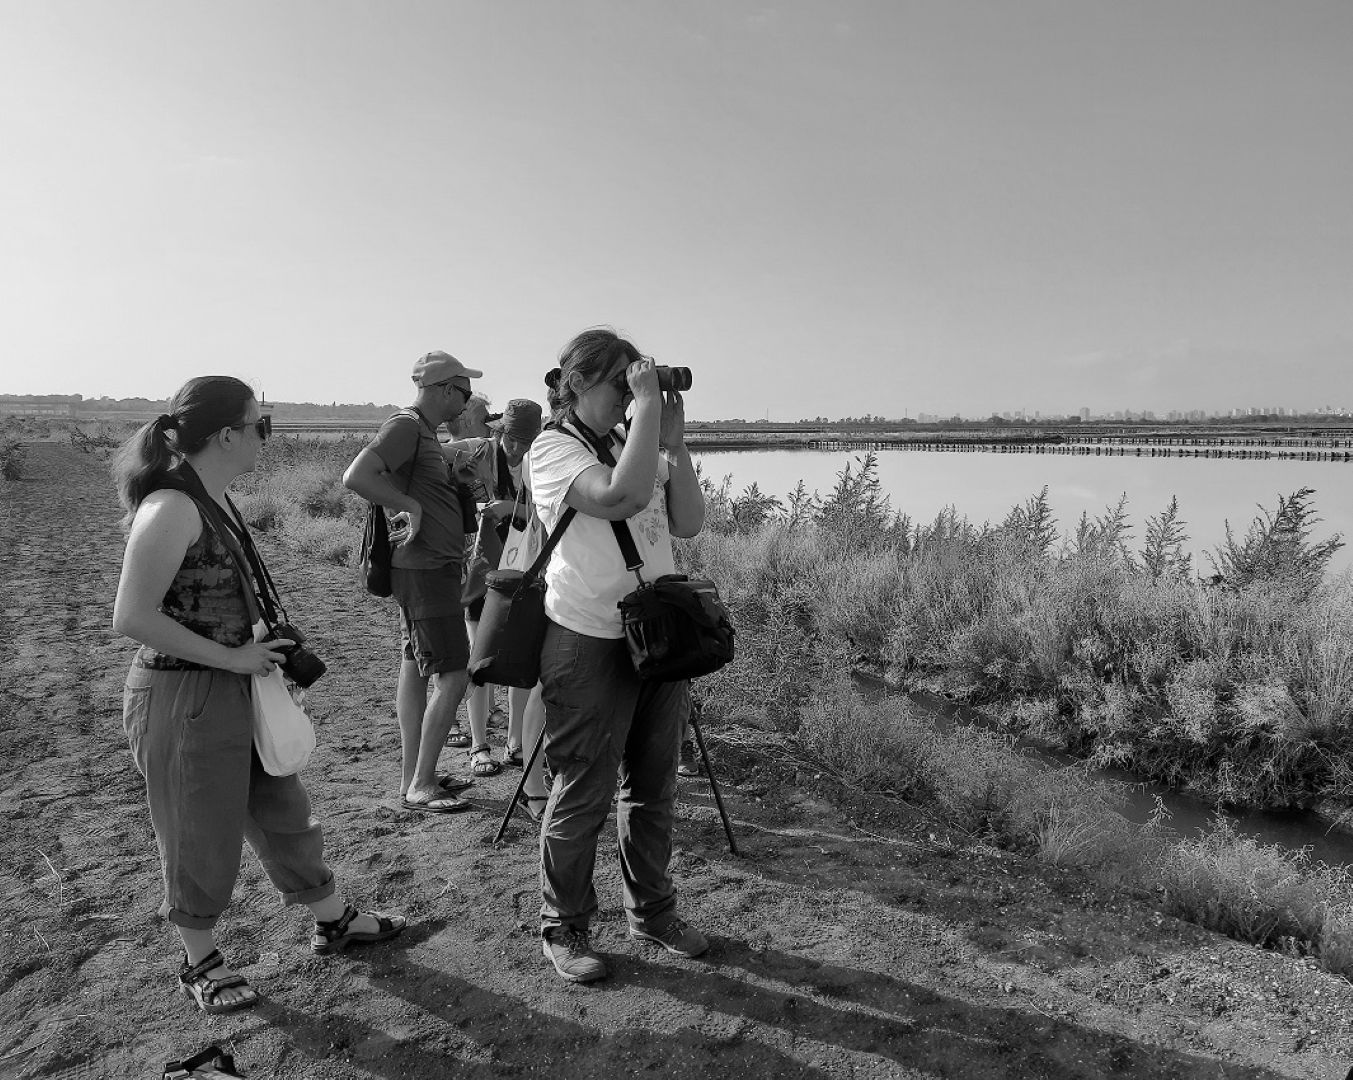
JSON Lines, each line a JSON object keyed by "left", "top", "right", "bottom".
{"left": 255, "top": 950, "right": 829, "bottom": 1079}
{"left": 634, "top": 940, "right": 1294, "bottom": 1079}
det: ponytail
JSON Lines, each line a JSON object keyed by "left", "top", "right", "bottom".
{"left": 547, "top": 327, "right": 639, "bottom": 422}
{"left": 111, "top": 376, "right": 255, "bottom": 526}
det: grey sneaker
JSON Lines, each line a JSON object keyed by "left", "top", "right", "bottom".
{"left": 629, "top": 918, "right": 709, "bottom": 958}
{"left": 542, "top": 927, "right": 608, "bottom": 983}
{"left": 677, "top": 739, "right": 701, "bottom": 777}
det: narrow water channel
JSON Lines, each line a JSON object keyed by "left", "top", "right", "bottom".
{"left": 878, "top": 682, "right": 1353, "bottom": 870}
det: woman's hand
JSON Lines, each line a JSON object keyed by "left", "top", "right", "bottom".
{"left": 225, "top": 640, "right": 295, "bottom": 678}
{"left": 626, "top": 358, "right": 661, "bottom": 410}
{"left": 660, "top": 391, "right": 686, "bottom": 452}
{"left": 389, "top": 505, "right": 423, "bottom": 546}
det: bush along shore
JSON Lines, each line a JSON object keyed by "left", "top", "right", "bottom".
{"left": 212, "top": 437, "right": 1353, "bottom": 979}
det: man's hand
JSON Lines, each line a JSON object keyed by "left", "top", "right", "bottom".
{"left": 483, "top": 499, "right": 517, "bottom": 523}
{"left": 389, "top": 505, "right": 423, "bottom": 546}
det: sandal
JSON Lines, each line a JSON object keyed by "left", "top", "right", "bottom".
{"left": 516, "top": 792, "right": 548, "bottom": 823}
{"left": 469, "top": 743, "right": 502, "bottom": 777}
{"left": 504, "top": 743, "right": 524, "bottom": 768}
{"left": 312, "top": 904, "right": 408, "bottom": 955}
{"left": 163, "top": 1044, "right": 243, "bottom": 1079}
{"left": 446, "top": 728, "right": 472, "bottom": 749}
{"left": 177, "top": 950, "right": 259, "bottom": 1014}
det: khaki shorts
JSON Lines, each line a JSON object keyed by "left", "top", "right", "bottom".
{"left": 391, "top": 564, "right": 470, "bottom": 675}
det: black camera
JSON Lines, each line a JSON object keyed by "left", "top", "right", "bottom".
{"left": 266, "top": 623, "right": 328, "bottom": 688}
{"left": 655, "top": 365, "right": 692, "bottom": 392}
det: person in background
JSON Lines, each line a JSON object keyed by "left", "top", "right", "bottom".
{"left": 447, "top": 392, "right": 492, "bottom": 441}
{"left": 677, "top": 701, "right": 703, "bottom": 777}
{"left": 440, "top": 389, "right": 494, "bottom": 748}
{"left": 112, "top": 376, "right": 406, "bottom": 1015}
{"left": 342, "top": 351, "right": 483, "bottom": 813}
{"left": 448, "top": 398, "right": 544, "bottom": 777}
{"left": 525, "top": 327, "right": 708, "bottom": 983}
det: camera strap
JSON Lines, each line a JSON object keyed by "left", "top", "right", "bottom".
{"left": 165, "top": 463, "right": 285, "bottom": 630}
{"left": 553, "top": 417, "right": 648, "bottom": 585}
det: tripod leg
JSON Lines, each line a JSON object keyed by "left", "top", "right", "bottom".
{"left": 688, "top": 702, "right": 738, "bottom": 856}
{"left": 494, "top": 722, "right": 547, "bottom": 843}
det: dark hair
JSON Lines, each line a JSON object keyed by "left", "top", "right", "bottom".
{"left": 112, "top": 375, "right": 255, "bottom": 525}
{"left": 546, "top": 327, "right": 641, "bottom": 421}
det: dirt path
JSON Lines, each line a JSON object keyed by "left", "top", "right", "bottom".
{"left": 1, "top": 442, "right": 1350, "bottom": 1079}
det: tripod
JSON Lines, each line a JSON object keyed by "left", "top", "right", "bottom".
{"left": 494, "top": 698, "right": 738, "bottom": 855}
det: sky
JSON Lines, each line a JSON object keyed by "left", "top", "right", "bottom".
{"left": 2, "top": 0, "right": 1351, "bottom": 420}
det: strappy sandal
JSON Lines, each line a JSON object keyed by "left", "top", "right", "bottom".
{"left": 446, "top": 728, "right": 472, "bottom": 749}
{"left": 311, "top": 904, "right": 408, "bottom": 955}
{"left": 469, "top": 743, "right": 502, "bottom": 777}
{"left": 504, "top": 743, "right": 524, "bottom": 768}
{"left": 516, "top": 792, "right": 548, "bottom": 823}
{"left": 177, "top": 950, "right": 258, "bottom": 1014}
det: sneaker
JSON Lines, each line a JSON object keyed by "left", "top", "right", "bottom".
{"left": 542, "top": 927, "right": 608, "bottom": 983}
{"left": 677, "top": 739, "right": 701, "bottom": 777}
{"left": 629, "top": 918, "right": 709, "bottom": 958}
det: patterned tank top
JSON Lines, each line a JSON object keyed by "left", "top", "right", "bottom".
{"left": 134, "top": 507, "right": 253, "bottom": 670}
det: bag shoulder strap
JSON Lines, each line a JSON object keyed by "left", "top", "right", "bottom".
{"left": 524, "top": 506, "right": 575, "bottom": 578}
{"left": 389, "top": 407, "right": 426, "bottom": 494}
{"left": 552, "top": 419, "right": 646, "bottom": 580}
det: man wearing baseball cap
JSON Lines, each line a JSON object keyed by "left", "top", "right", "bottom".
{"left": 343, "top": 351, "right": 485, "bottom": 812}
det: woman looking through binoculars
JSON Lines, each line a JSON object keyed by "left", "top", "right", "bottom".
{"left": 524, "top": 328, "right": 708, "bottom": 983}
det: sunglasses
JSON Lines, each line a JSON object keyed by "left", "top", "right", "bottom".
{"left": 434, "top": 380, "right": 472, "bottom": 400}
{"left": 231, "top": 415, "right": 272, "bottom": 440}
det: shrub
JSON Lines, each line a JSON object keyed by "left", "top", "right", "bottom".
{"left": 1209, "top": 487, "right": 1343, "bottom": 598}
{"left": 1154, "top": 816, "right": 1334, "bottom": 953}
{"left": 280, "top": 515, "right": 358, "bottom": 566}
{"left": 1, "top": 439, "right": 24, "bottom": 481}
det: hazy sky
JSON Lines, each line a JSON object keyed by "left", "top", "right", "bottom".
{"left": 2, "top": 1, "right": 1350, "bottom": 419}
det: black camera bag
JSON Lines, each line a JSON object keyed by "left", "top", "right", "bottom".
{"left": 617, "top": 572, "right": 735, "bottom": 682}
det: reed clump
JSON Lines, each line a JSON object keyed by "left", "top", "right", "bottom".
{"left": 232, "top": 435, "right": 368, "bottom": 565}
{"left": 688, "top": 458, "right": 1353, "bottom": 813}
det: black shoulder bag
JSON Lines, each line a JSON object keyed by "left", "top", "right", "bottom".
{"left": 359, "top": 408, "right": 422, "bottom": 598}
{"left": 558, "top": 418, "right": 735, "bottom": 683}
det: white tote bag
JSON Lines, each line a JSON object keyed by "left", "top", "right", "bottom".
{"left": 499, "top": 492, "right": 545, "bottom": 573}
{"left": 250, "top": 620, "right": 316, "bottom": 775}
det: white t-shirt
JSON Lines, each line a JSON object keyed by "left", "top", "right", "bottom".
{"left": 525, "top": 424, "right": 675, "bottom": 639}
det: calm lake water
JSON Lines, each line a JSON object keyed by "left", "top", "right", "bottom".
{"left": 693, "top": 447, "right": 1353, "bottom": 578}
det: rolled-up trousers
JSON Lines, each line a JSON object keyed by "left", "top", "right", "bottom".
{"left": 123, "top": 665, "right": 335, "bottom": 930}
{"left": 537, "top": 620, "right": 690, "bottom": 937}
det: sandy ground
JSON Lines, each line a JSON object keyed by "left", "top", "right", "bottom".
{"left": 1, "top": 441, "right": 1352, "bottom": 1079}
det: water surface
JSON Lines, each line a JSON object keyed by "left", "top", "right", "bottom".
{"left": 694, "top": 447, "right": 1353, "bottom": 576}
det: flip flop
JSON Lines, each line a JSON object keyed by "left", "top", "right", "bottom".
{"left": 401, "top": 793, "right": 471, "bottom": 814}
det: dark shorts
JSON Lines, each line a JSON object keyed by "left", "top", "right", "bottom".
{"left": 391, "top": 565, "right": 470, "bottom": 676}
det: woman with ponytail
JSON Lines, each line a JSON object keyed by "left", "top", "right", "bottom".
{"left": 524, "top": 328, "right": 708, "bottom": 983}
{"left": 112, "top": 376, "right": 406, "bottom": 1015}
